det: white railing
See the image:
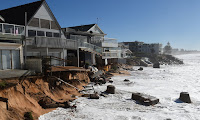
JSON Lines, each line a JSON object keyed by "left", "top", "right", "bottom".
{"left": 0, "top": 23, "right": 24, "bottom": 35}
{"left": 103, "top": 38, "right": 117, "bottom": 43}
{"left": 79, "top": 42, "right": 102, "bottom": 54}
{"left": 102, "top": 52, "right": 119, "bottom": 59}
{"left": 27, "top": 37, "right": 78, "bottom": 50}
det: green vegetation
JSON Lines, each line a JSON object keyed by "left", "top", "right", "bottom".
{"left": 111, "top": 65, "right": 118, "bottom": 71}
{"left": 24, "top": 112, "right": 33, "bottom": 120}
{"left": 0, "top": 81, "right": 7, "bottom": 89}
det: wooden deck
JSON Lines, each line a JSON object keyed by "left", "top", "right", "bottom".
{"left": 48, "top": 66, "right": 89, "bottom": 72}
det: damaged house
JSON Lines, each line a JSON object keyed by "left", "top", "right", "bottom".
{"left": 0, "top": 13, "right": 24, "bottom": 70}
{"left": 0, "top": 0, "right": 79, "bottom": 72}
{"left": 62, "top": 24, "right": 125, "bottom": 68}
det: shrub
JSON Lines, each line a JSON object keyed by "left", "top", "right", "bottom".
{"left": 0, "top": 81, "right": 7, "bottom": 89}
{"left": 24, "top": 112, "right": 33, "bottom": 120}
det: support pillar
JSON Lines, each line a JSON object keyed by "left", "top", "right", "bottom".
{"left": 105, "top": 58, "right": 108, "bottom": 65}
{"left": 46, "top": 47, "right": 49, "bottom": 56}
{"left": 91, "top": 53, "right": 96, "bottom": 65}
{"left": 63, "top": 48, "right": 65, "bottom": 66}
{"left": 77, "top": 48, "right": 79, "bottom": 67}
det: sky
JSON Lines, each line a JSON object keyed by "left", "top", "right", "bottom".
{"left": 0, "top": 0, "right": 200, "bottom": 50}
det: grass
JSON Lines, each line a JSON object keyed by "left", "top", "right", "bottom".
{"left": 0, "top": 81, "right": 7, "bottom": 89}
{"left": 24, "top": 112, "right": 33, "bottom": 120}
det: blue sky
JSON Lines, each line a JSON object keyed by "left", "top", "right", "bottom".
{"left": 1, "top": 0, "right": 200, "bottom": 50}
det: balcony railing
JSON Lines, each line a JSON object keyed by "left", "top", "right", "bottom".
{"left": 103, "top": 38, "right": 117, "bottom": 43}
{"left": 27, "top": 37, "right": 78, "bottom": 50}
{"left": 102, "top": 52, "right": 119, "bottom": 59}
{"left": 79, "top": 42, "right": 102, "bottom": 54}
{"left": 0, "top": 23, "right": 24, "bottom": 35}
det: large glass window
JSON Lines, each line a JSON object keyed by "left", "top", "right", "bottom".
{"left": 53, "top": 33, "right": 60, "bottom": 38}
{"left": 37, "top": 31, "right": 45, "bottom": 36}
{"left": 15, "top": 26, "right": 24, "bottom": 35}
{"left": 0, "top": 24, "right": 2, "bottom": 32}
{"left": 29, "top": 18, "right": 39, "bottom": 27}
{"left": 28, "top": 30, "right": 36, "bottom": 37}
{"left": 3, "top": 24, "right": 14, "bottom": 34}
{"left": 41, "top": 19, "right": 50, "bottom": 29}
{"left": 51, "top": 21, "right": 59, "bottom": 30}
{"left": 46, "top": 32, "right": 52, "bottom": 37}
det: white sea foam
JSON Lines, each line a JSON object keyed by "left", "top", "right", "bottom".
{"left": 39, "top": 54, "right": 200, "bottom": 120}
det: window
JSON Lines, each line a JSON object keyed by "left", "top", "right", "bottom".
{"left": 15, "top": 26, "right": 24, "bottom": 35}
{"left": 29, "top": 18, "right": 39, "bottom": 27}
{"left": 53, "top": 33, "right": 60, "bottom": 37}
{"left": 4, "top": 24, "right": 14, "bottom": 34}
{"left": 28, "top": 30, "right": 36, "bottom": 37}
{"left": 46, "top": 32, "right": 52, "bottom": 37}
{"left": 41, "top": 19, "right": 50, "bottom": 29}
{"left": 37, "top": 31, "right": 45, "bottom": 36}
{"left": 0, "top": 24, "right": 2, "bottom": 32}
{"left": 51, "top": 21, "right": 59, "bottom": 30}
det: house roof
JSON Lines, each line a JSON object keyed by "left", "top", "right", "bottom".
{"left": 69, "top": 24, "right": 96, "bottom": 32}
{"left": 0, "top": 0, "right": 43, "bottom": 25}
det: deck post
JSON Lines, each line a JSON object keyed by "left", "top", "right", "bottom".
{"left": 77, "top": 48, "right": 79, "bottom": 67}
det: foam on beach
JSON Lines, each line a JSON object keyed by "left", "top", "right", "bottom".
{"left": 39, "top": 54, "right": 200, "bottom": 120}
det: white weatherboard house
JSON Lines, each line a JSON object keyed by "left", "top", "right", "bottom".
{"left": 63, "top": 24, "right": 122, "bottom": 66}
{"left": 62, "top": 24, "right": 104, "bottom": 67}
{"left": 0, "top": 0, "right": 78, "bottom": 70}
{"left": 0, "top": 17, "right": 24, "bottom": 70}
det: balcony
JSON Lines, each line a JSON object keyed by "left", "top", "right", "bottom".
{"left": 26, "top": 37, "right": 78, "bottom": 50}
{"left": 0, "top": 23, "right": 24, "bottom": 40}
{"left": 79, "top": 42, "right": 102, "bottom": 55}
{"left": 102, "top": 38, "right": 118, "bottom": 48}
{"left": 91, "top": 37, "right": 118, "bottom": 48}
{"left": 102, "top": 52, "right": 120, "bottom": 59}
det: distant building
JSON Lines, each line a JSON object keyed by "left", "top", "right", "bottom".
{"left": 122, "top": 41, "right": 162, "bottom": 55}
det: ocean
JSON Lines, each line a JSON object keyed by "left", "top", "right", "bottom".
{"left": 39, "top": 54, "right": 200, "bottom": 120}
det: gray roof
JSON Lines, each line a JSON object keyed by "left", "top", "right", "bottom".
{"left": 0, "top": 0, "right": 43, "bottom": 25}
{"left": 69, "top": 24, "right": 96, "bottom": 32}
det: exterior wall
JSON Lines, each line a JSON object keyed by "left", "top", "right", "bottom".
{"left": 26, "top": 3, "right": 65, "bottom": 39}
{"left": 123, "top": 42, "right": 162, "bottom": 55}
{"left": 102, "top": 42, "right": 118, "bottom": 48}
{"left": 34, "top": 4, "right": 53, "bottom": 21}
{"left": 25, "top": 2, "right": 70, "bottom": 67}
{"left": 0, "top": 43, "right": 22, "bottom": 70}
{"left": 140, "top": 43, "right": 162, "bottom": 54}
{"left": 89, "top": 25, "right": 104, "bottom": 34}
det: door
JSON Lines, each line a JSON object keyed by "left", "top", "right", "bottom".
{"left": 12, "top": 50, "right": 20, "bottom": 69}
{"left": 2, "top": 50, "right": 11, "bottom": 69}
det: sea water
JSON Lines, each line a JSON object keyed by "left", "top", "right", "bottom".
{"left": 39, "top": 54, "right": 200, "bottom": 120}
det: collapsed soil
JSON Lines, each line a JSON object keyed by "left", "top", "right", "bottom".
{"left": 0, "top": 72, "right": 90, "bottom": 120}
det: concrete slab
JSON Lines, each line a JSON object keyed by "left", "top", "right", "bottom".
{"left": 0, "top": 70, "right": 28, "bottom": 79}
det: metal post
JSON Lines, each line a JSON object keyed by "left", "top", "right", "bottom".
{"left": 63, "top": 48, "right": 65, "bottom": 66}
{"left": 46, "top": 47, "right": 48, "bottom": 56}
{"left": 77, "top": 48, "right": 79, "bottom": 67}
{"left": 24, "top": 12, "right": 27, "bottom": 67}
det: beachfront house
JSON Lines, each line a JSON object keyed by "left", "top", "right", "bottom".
{"left": 0, "top": 10, "right": 25, "bottom": 70}
{"left": 0, "top": 0, "right": 78, "bottom": 71}
{"left": 62, "top": 24, "right": 123, "bottom": 66}
{"left": 62, "top": 24, "right": 103, "bottom": 67}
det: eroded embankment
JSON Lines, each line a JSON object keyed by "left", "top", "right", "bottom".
{"left": 0, "top": 72, "right": 90, "bottom": 120}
